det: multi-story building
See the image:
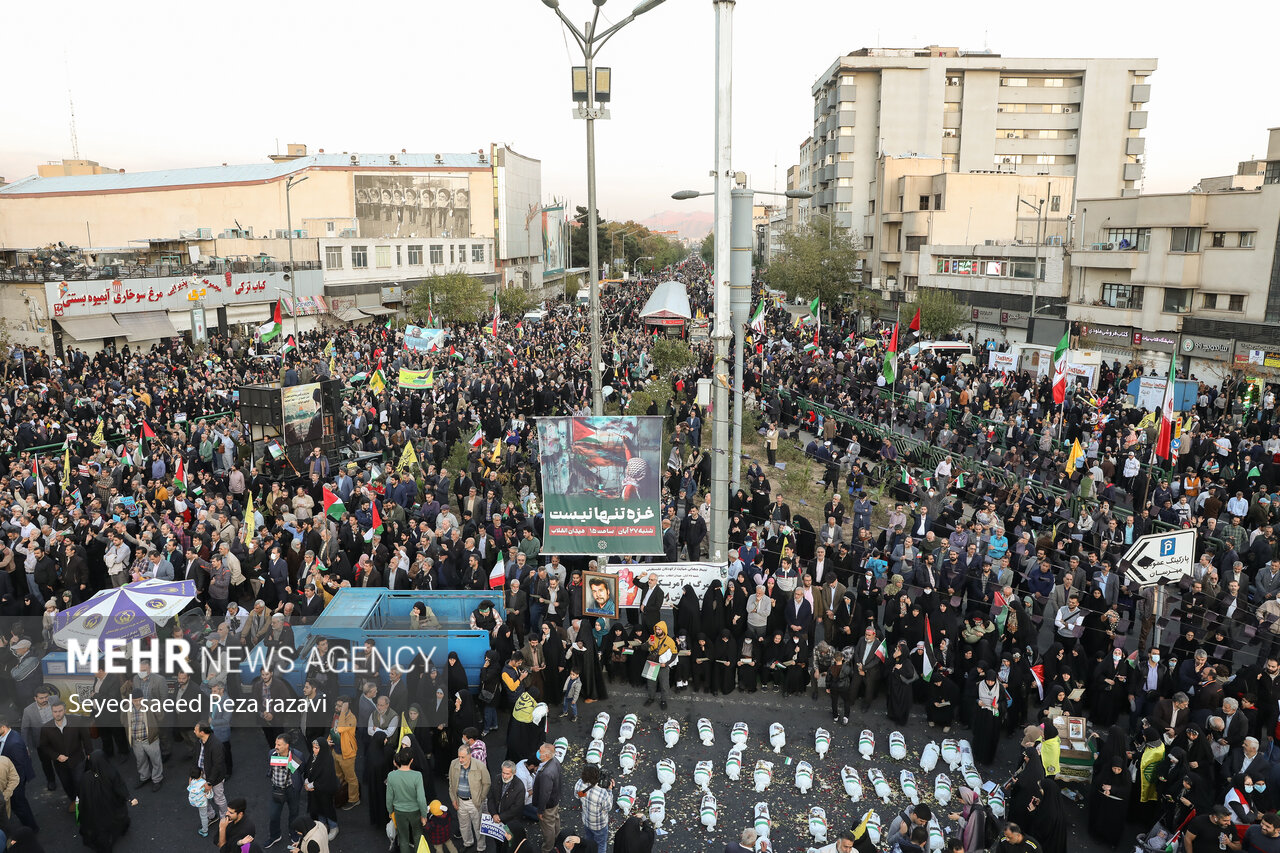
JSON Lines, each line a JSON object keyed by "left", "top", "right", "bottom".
{"left": 808, "top": 46, "right": 1155, "bottom": 232}
{"left": 860, "top": 154, "right": 1071, "bottom": 338}
{"left": 0, "top": 144, "right": 541, "bottom": 351}
{"left": 1067, "top": 127, "right": 1280, "bottom": 378}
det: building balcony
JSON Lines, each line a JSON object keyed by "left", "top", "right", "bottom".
{"left": 1129, "top": 111, "right": 1148, "bottom": 129}
{"left": 1071, "top": 248, "right": 1140, "bottom": 270}
{"left": 1131, "top": 84, "right": 1151, "bottom": 103}
{"left": 993, "top": 137, "right": 1079, "bottom": 156}
{"left": 997, "top": 85, "right": 1083, "bottom": 104}
{"left": 991, "top": 112, "right": 1081, "bottom": 129}
{"left": 1067, "top": 302, "right": 1145, "bottom": 329}
{"left": 836, "top": 110, "right": 855, "bottom": 129}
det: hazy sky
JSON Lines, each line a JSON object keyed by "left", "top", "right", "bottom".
{"left": 1, "top": 0, "right": 1275, "bottom": 226}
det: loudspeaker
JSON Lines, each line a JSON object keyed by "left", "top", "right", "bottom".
{"left": 237, "top": 384, "right": 284, "bottom": 429}
{"left": 320, "top": 379, "right": 343, "bottom": 418}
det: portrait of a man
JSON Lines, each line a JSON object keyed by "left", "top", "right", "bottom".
{"left": 583, "top": 572, "right": 618, "bottom": 618}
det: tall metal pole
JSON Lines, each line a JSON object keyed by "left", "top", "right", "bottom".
{"left": 730, "top": 185, "right": 753, "bottom": 492}
{"left": 709, "top": 0, "right": 734, "bottom": 563}
{"left": 285, "top": 175, "right": 305, "bottom": 341}
{"left": 585, "top": 22, "right": 604, "bottom": 415}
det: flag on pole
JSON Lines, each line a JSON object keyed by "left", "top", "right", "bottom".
{"left": 750, "top": 302, "right": 767, "bottom": 335}
{"left": 921, "top": 616, "right": 936, "bottom": 682}
{"left": 488, "top": 562, "right": 506, "bottom": 590}
{"left": 244, "top": 493, "right": 256, "bottom": 540}
{"left": 257, "top": 299, "right": 283, "bottom": 344}
{"left": 279, "top": 335, "right": 297, "bottom": 357}
{"left": 91, "top": 420, "right": 105, "bottom": 446}
{"left": 901, "top": 469, "right": 916, "bottom": 489}
{"left": 323, "top": 339, "right": 335, "bottom": 358}
{"left": 1065, "top": 439, "right": 1085, "bottom": 472}
{"left": 323, "top": 486, "right": 346, "bottom": 520}
{"left": 1030, "top": 664, "right": 1045, "bottom": 701}
{"left": 364, "top": 501, "right": 384, "bottom": 542}
{"left": 808, "top": 296, "right": 820, "bottom": 318}
{"left": 397, "top": 440, "right": 420, "bottom": 474}
{"left": 369, "top": 368, "right": 387, "bottom": 395}
{"left": 469, "top": 428, "right": 485, "bottom": 449}
{"left": 1052, "top": 329, "right": 1070, "bottom": 405}
{"left": 882, "top": 323, "right": 900, "bottom": 383}
{"left": 491, "top": 291, "right": 500, "bottom": 336}
{"left": 873, "top": 639, "right": 888, "bottom": 662}
{"left": 140, "top": 421, "right": 157, "bottom": 442}
{"left": 62, "top": 445, "right": 71, "bottom": 490}
{"left": 1155, "top": 358, "right": 1178, "bottom": 460}
{"left": 173, "top": 458, "right": 188, "bottom": 492}
{"left": 908, "top": 306, "right": 921, "bottom": 335}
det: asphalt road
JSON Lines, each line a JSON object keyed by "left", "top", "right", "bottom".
{"left": 25, "top": 680, "right": 1128, "bottom": 853}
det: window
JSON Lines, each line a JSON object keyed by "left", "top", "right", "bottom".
{"left": 934, "top": 193, "right": 942, "bottom": 210}
{"left": 868, "top": 200, "right": 875, "bottom": 214}
{"left": 864, "top": 236, "right": 873, "bottom": 251}
{"left": 395, "top": 246, "right": 402, "bottom": 266}
{"left": 1201, "top": 293, "right": 1218, "bottom": 310}
{"left": 1170, "top": 227, "right": 1201, "bottom": 253}
{"left": 326, "top": 221, "right": 335, "bottom": 235}
{"left": 945, "top": 75, "right": 962, "bottom": 86}
{"left": 1002, "top": 77, "right": 1028, "bottom": 87}
{"left": 1162, "top": 289, "right": 1192, "bottom": 313}
{"left": 897, "top": 196, "right": 904, "bottom": 212}
{"left": 449, "top": 245, "right": 455, "bottom": 264}
{"left": 1229, "top": 294, "right": 1245, "bottom": 311}
{"left": 429, "top": 244, "right": 443, "bottom": 265}
{"left": 838, "top": 101, "right": 855, "bottom": 112}
{"left": 838, "top": 152, "right": 853, "bottom": 162}
{"left": 840, "top": 74, "right": 855, "bottom": 86}
{"left": 324, "top": 246, "right": 343, "bottom": 269}
{"left": 1211, "top": 231, "right": 1226, "bottom": 248}
{"left": 919, "top": 195, "right": 930, "bottom": 211}
{"left": 1050, "top": 195, "right": 1061, "bottom": 212}
{"left": 1100, "top": 283, "right": 1144, "bottom": 309}
{"left": 838, "top": 126, "right": 855, "bottom": 136}
{"left": 837, "top": 177, "right": 853, "bottom": 187}
{"left": 1043, "top": 77, "right": 1064, "bottom": 87}
{"left": 1035, "top": 155, "right": 1056, "bottom": 165}
{"left": 1107, "top": 228, "right": 1150, "bottom": 251}
{"left": 375, "top": 245, "right": 391, "bottom": 268}
{"left": 995, "top": 155, "right": 1022, "bottom": 165}
{"left": 943, "top": 128, "right": 958, "bottom": 138}
{"left": 942, "top": 102, "right": 961, "bottom": 113}
{"left": 1239, "top": 231, "right": 1256, "bottom": 248}
{"left": 472, "top": 244, "right": 485, "bottom": 263}
{"left": 1265, "top": 161, "right": 1280, "bottom": 184}
{"left": 351, "top": 245, "right": 368, "bottom": 269}
{"left": 408, "top": 244, "right": 423, "bottom": 265}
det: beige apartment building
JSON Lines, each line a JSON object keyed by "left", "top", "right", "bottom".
{"left": 1067, "top": 127, "right": 1280, "bottom": 378}
{"left": 808, "top": 46, "right": 1154, "bottom": 233}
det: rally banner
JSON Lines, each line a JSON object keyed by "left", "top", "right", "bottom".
{"left": 537, "top": 416, "right": 663, "bottom": 555}
{"left": 403, "top": 325, "right": 446, "bottom": 353}
{"left": 608, "top": 562, "right": 728, "bottom": 608}
{"left": 398, "top": 367, "right": 434, "bottom": 389}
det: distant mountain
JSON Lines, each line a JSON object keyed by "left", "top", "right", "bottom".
{"left": 641, "top": 210, "right": 712, "bottom": 242}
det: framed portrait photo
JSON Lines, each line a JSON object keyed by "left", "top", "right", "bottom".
{"left": 583, "top": 571, "right": 619, "bottom": 619}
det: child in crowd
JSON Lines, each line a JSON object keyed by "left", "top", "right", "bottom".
{"left": 188, "top": 768, "right": 213, "bottom": 837}
{"left": 561, "top": 666, "right": 582, "bottom": 722}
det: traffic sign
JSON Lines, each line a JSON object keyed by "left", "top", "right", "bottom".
{"left": 1170, "top": 438, "right": 1181, "bottom": 451}
{"left": 1121, "top": 528, "right": 1196, "bottom": 587}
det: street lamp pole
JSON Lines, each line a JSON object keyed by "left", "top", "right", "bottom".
{"left": 541, "top": 0, "right": 668, "bottom": 415}
{"left": 285, "top": 174, "right": 308, "bottom": 341}
{"left": 709, "top": 0, "right": 735, "bottom": 564}
{"left": 1019, "top": 193, "right": 1045, "bottom": 319}
{"left": 633, "top": 255, "right": 652, "bottom": 275}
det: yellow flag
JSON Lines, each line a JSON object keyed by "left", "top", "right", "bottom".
{"left": 1064, "top": 438, "right": 1084, "bottom": 472}
{"left": 244, "top": 493, "right": 256, "bottom": 540}
{"left": 396, "top": 440, "right": 419, "bottom": 473}
{"left": 91, "top": 420, "right": 105, "bottom": 446}
{"left": 1137, "top": 411, "right": 1157, "bottom": 430}
{"left": 62, "top": 445, "right": 71, "bottom": 490}
{"left": 369, "top": 369, "right": 387, "bottom": 395}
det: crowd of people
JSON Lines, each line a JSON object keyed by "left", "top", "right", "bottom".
{"left": 0, "top": 254, "right": 1276, "bottom": 853}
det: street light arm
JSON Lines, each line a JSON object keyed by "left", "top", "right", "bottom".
{"left": 592, "top": 15, "right": 636, "bottom": 53}
{"left": 548, "top": 5, "right": 588, "bottom": 50}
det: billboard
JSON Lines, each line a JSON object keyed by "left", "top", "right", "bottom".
{"left": 354, "top": 174, "right": 472, "bottom": 239}
{"left": 543, "top": 205, "right": 565, "bottom": 274}
{"left": 537, "top": 416, "right": 663, "bottom": 555}
{"left": 610, "top": 562, "right": 727, "bottom": 608}
{"left": 281, "top": 382, "right": 324, "bottom": 446}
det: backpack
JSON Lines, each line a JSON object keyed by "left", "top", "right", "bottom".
{"left": 209, "top": 563, "right": 231, "bottom": 600}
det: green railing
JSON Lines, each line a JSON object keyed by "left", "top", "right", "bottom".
{"left": 17, "top": 410, "right": 236, "bottom": 460}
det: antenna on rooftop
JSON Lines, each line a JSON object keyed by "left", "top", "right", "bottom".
{"left": 65, "top": 53, "right": 80, "bottom": 160}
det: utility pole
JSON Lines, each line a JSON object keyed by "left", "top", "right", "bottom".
{"left": 285, "top": 175, "right": 308, "bottom": 341}
{"left": 730, "top": 184, "right": 752, "bottom": 491}
{"left": 710, "top": 0, "right": 735, "bottom": 564}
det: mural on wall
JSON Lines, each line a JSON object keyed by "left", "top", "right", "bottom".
{"left": 354, "top": 175, "right": 472, "bottom": 239}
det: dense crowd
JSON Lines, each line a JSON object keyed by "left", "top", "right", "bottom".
{"left": 0, "top": 255, "right": 1276, "bottom": 853}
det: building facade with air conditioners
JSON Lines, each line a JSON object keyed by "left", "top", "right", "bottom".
{"left": 859, "top": 153, "right": 1072, "bottom": 339}
{"left": 0, "top": 143, "right": 542, "bottom": 351}
{"left": 1066, "top": 127, "right": 1280, "bottom": 379}
{"left": 807, "top": 46, "right": 1155, "bottom": 235}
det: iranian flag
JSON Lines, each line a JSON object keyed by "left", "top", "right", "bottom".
{"left": 901, "top": 469, "right": 916, "bottom": 488}
{"left": 750, "top": 302, "right": 767, "bottom": 334}
{"left": 809, "top": 296, "right": 821, "bottom": 319}
{"left": 363, "top": 501, "right": 384, "bottom": 542}
{"left": 469, "top": 428, "right": 485, "bottom": 449}
{"left": 323, "top": 486, "right": 346, "bottom": 520}
{"left": 1155, "top": 358, "right": 1178, "bottom": 459}
{"left": 488, "top": 562, "right": 506, "bottom": 590}
{"left": 1052, "top": 329, "right": 1070, "bottom": 404}
{"left": 491, "top": 291, "right": 500, "bottom": 336}
{"left": 258, "top": 299, "right": 283, "bottom": 345}
{"left": 882, "top": 323, "right": 899, "bottom": 383}
{"left": 873, "top": 638, "right": 888, "bottom": 662}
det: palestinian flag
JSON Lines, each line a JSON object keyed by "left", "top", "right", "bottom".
{"left": 363, "top": 501, "right": 383, "bottom": 542}
{"left": 1052, "top": 329, "right": 1069, "bottom": 404}
{"left": 1126, "top": 649, "right": 1140, "bottom": 668}
{"left": 921, "top": 616, "right": 936, "bottom": 682}
{"left": 449, "top": 346, "right": 464, "bottom": 361}
{"left": 323, "top": 486, "right": 346, "bottom": 520}
{"left": 469, "top": 428, "right": 485, "bottom": 449}
{"left": 1030, "top": 663, "right": 1045, "bottom": 701}
{"left": 140, "top": 421, "right": 157, "bottom": 442}
{"left": 909, "top": 306, "right": 921, "bottom": 336}
{"left": 873, "top": 639, "right": 888, "bottom": 662}
{"left": 1155, "top": 357, "right": 1177, "bottom": 460}
{"left": 279, "top": 335, "right": 297, "bottom": 357}
{"left": 992, "top": 588, "right": 1010, "bottom": 633}
{"left": 955, "top": 472, "right": 966, "bottom": 490}
{"left": 349, "top": 372, "right": 369, "bottom": 385}
{"left": 991, "top": 377, "right": 1005, "bottom": 389}
{"left": 750, "top": 302, "right": 767, "bottom": 334}
{"left": 258, "top": 299, "right": 283, "bottom": 345}
{"left": 882, "top": 323, "right": 899, "bottom": 384}
{"left": 173, "top": 458, "right": 188, "bottom": 492}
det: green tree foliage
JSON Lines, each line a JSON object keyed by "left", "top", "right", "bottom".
{"left": 496, "top": 287, "right": 533, "bottom": 319}
{"left": 700, "top": 233, "right": 714, "bottom": 266}
{"left": 915, "top": 288, "right": 970, "bottom": 339}
{"left": 651, "top": 337, "right": 696, "bottom": 378}
{"left": 763, "top": 220, "right": 862, "bottom": 308}
{"left": 405, "top": 272, "right": 489, "bottom": 325}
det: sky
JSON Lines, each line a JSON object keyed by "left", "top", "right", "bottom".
{"left": 1, "top": 0, "right": 1276, "bottom": 227}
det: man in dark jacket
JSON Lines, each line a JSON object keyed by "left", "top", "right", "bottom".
{"left": 250, "top": 669, "right": 298, "bottom": 746}
{"left": 487, "top": 759, "right": 527, "bottom": 853}
{"left": 0, "top": 717, "right": 39, "bottom": 831}
{"left": 39, "top": 700, "right": 91, "bottom": 803}
{"left": 194, "top": 721, "right": 229, "bottom": 823}
{"left": 533, "top": 743, "right": 562, "bottom": 853}
{"left": 681, "top": 507, "right": 708, "bottom": 561}
{"left": 634, "top": 572, "right": 665, "bottom": 633}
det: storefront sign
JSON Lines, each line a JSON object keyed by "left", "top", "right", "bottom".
{"left": 328, "top": 295, "right": 357, "bottom": 313}
{"left": 988, "top": 351, "right": 1017, "bottom": 372}
{"left": 1180, "top": 336, "right": 1233, "bottom": 361}
{"left": 47, "top": 271, "right": 320, "bottom": 318}
{"left": 1000, "top": 310, "right": 1030, "bottom": 329}
{"left": 1234, "top": 340, "right": 1280, "bottom": 369}
{"left": 1078, "top": 323, "right": 1134, "bottom": 348}
{"left": 970, "top": 307, "right": 1001, "bottom": 325}
{"left": 381, "top": 285, "right": 403, "bottom": 304}
{"left": 1132, "top": 331, "right": 1177, "bottom": 353}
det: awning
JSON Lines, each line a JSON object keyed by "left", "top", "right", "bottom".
{"left": 114, "top": 310, "right": 180, "bottom": 342}
{"left": 360, "top": 305, "right": 396, "bottom": 316}
{"left": 56, "top": 315, "right": 128, "bottom": 341}
{"left": 639, "top": 280, "right": 692, "bottom": 321}
{"left": 334, "top": 308, "right": 369, "bottom": 322}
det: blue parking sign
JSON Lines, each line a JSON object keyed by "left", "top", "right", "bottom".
{"left": 1160, "top": 537, "right": 1176, "bottom": 557}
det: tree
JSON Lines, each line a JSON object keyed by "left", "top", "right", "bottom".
{"left": 405, "top": 272, "right": 490, "bottom": 325}
{"left": 497, "top": 286, "right": 533, "bottom": 318}
{"left": 651, "top": 337, "right": 696, "bottom": 377}
{"left": 700, "top": 232, "right": 714, "bottom": 267}
{"left": 569, "top": 206, "right": 609, "bottom": 271}
{"left": 915, "top": 288, "right": 970, "bottom": 339}
{"left": 763, "top": 220, "right": 862, "bottom": 309}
